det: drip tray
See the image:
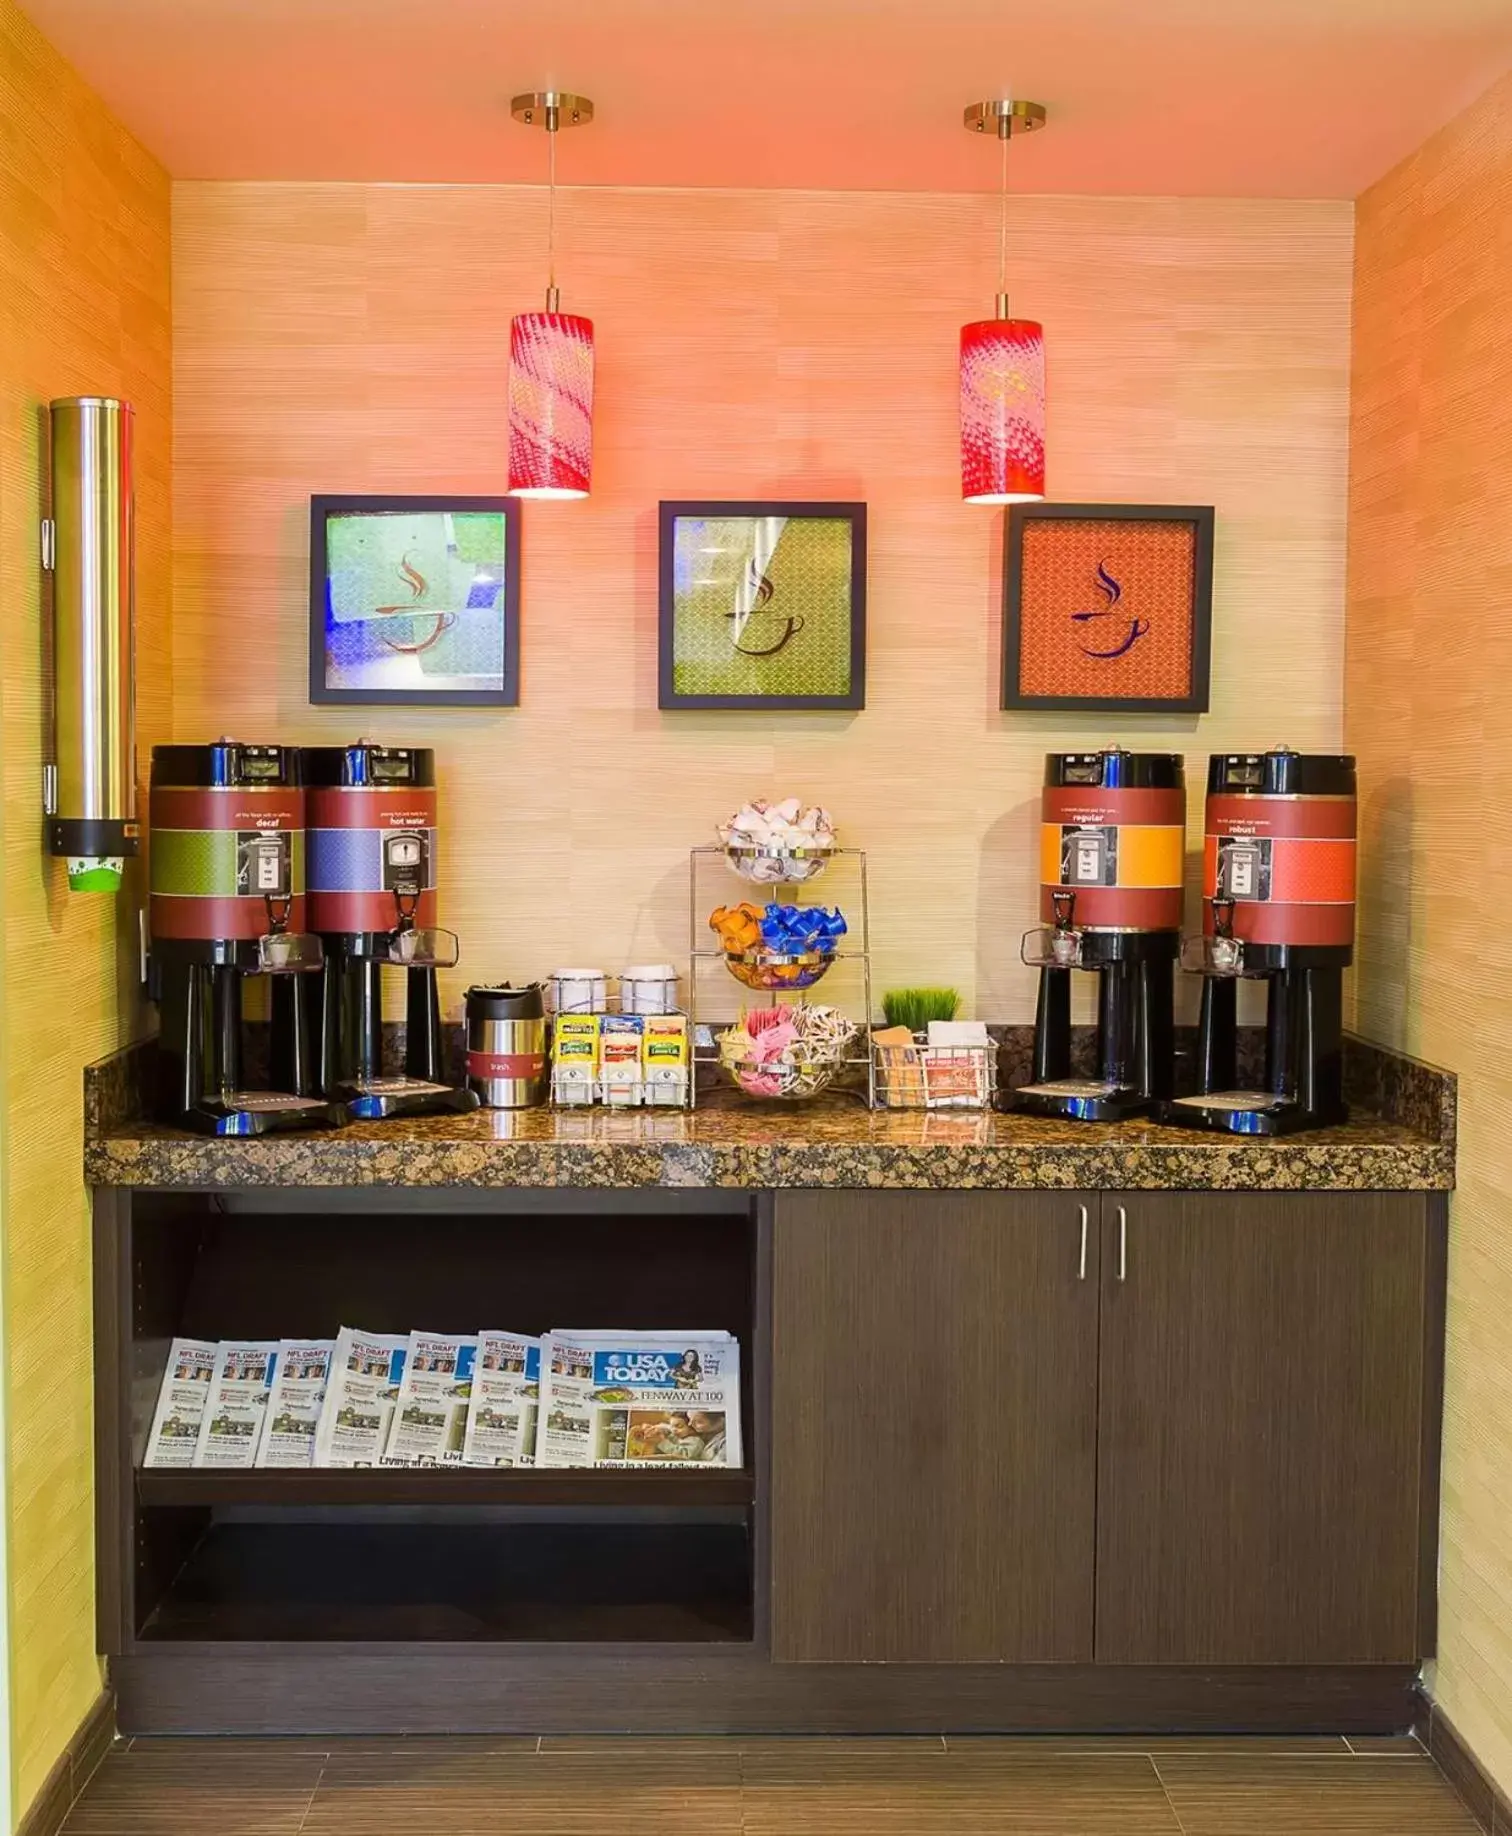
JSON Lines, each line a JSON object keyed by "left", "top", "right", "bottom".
{"left": 1168, "top": 1091, "right": 1281, "bottom": 1113}
{"left": 1016, "top": 1079, "right": 1122, "bottom": 1101}
{"left": 221, "top": 1092, "right": 333, "bottom": 1114}
{"left": 353, "top": 1077, "right": 455, "bottom": 1097}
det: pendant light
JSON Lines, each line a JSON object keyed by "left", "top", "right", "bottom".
{"left": 960, "top": 99, "right": 1048, "bottom": 504}
{"left": 508, "top": 91, "right": 596, "bottom": 499}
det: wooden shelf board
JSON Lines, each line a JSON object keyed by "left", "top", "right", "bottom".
{"left": 136, "top": 1467, "right": 754, "bottom": 1509}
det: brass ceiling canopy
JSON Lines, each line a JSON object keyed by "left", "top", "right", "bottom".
{"left": 510, "top": 91, "right": 594, "bottom": 131}
{"left": 963, "top": 99, "right": 1048, "bottom": 138}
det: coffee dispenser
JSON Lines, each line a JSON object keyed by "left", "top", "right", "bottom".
{"left": 304, "top": 742, "right": 479, "bottom": 1120}
{"left": 1162, "top": 749, "right": 1356, "bottom": 1136}
{"left": 1012, "top": 749, "right": 1185, "bottom": 1121}
{"left": 147, "top": 742, "right": 346, "bottom": 1135}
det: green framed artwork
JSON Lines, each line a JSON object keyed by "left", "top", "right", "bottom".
{"left": 658, "top": 501, "right": 867, "bottom": 710}
{"left": 310, "top": 494, "right": 521, "bottom": 706}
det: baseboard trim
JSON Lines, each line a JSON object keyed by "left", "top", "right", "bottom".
{"left": 114, "top": 1650, "right": 1419, "bottom": 1737}
{"left": 1418, "top": 1691, "right": 1512, "bottom": 1835}
{"left": 16, "top": 1688, "right": 115, "bottom": 1836}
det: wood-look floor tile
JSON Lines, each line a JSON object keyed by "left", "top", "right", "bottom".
{"left": 945, "top": 1735, "right": 1353, "bottom": 1756}
{"left": 59, "top": 1752, "right": 320, "bottom": 1836}
{"left": 1154, "top": 1753, "right": 1483, "bottom": 1833}
{"left": 539, "top": 1734, "right": 744, "bottom": 1756}
{"left": 303, "top": 1748, "right": 742, "bottom": 1835}
{"left": 741, "top": 1750, "right": 1180, "bottom": 1833}
{"left": 1345, "top": 1734, "right": 1427, "bottom": 1755}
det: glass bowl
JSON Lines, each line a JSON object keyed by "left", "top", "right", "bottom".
{"left": 722, "top": 948, "right": 835, "bottom": 991}
{"left": 722, "top": 843, "right": 835, "bottom": 886}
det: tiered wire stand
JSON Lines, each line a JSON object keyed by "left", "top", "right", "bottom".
{"left": 688, "top": 846, "right": 876, "bottom": 1108}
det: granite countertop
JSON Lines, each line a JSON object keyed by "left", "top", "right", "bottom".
{"left": 84, "top": 1031, "right": 1453, "bottom": 1192}
{"left": 85, "top": 1090, "right": 1453, "bottom": 1193}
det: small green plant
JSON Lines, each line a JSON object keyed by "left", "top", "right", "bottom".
{"left": 881, "top": 987, "right": 961, "bottom": 1034}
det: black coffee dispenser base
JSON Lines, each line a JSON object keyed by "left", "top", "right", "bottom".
{"left": 1158, "top": 1092, "right": 1349, "bottom": 1137}
{"left": 176, "top": 1093, "right": 351, "bottom": 1138}
{"left": 341, "top": 1077, "right": 481, "bottom": 1123}
{"left": 1009, "top": 1080, "right": 1159, "bottom": 1123}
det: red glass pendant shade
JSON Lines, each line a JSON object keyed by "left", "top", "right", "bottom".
{"left": 508, "top": 310, "right": 595, "bottom": 499}
{"left": 960, "top": 316, "right": 1045, "bottom": 503}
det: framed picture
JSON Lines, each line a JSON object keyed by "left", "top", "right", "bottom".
{"left": 309, "top": 495, "right": 521, "bottom": 706}
{"left": 1002, "top": 503, "right": 1214, "bottom": 713}
{"left": 658, "top": 501, "right": 866, "bottom": 710}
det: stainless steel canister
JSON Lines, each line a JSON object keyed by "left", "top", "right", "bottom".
{"left": 465, "top": 984, "right": 548, "bottom": 1108}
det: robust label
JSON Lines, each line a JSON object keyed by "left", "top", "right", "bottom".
{"left": 1203, "top": 794, "right": 1356, "bottom": 946}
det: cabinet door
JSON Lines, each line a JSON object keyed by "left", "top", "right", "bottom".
{"left": 1095, "top": 1192, "right": 1433, "bottom": 1665}
{"left": 770, "top": 1191, "right": 1099, "bottom": 1663}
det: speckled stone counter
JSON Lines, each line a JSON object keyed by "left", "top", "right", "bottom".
{"left": 85, "top": 1088, "right": 1454, "bottom": 1192}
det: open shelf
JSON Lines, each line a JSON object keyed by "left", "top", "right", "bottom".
{"left": 136, "top": 1520, "right": 753, "bottom": 1644}
{"left": 136, "top": 1466, "right": 754, "bottom": 1509}
{"left": 119, "top": 1194, "right": 762, "bottom": 1652}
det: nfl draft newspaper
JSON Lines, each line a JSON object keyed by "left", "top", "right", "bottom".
{"left": 194, "top": 1341, "right": 280, "bottom": 1468}
{"left": 256, "top": 1340, "right": 335, "bottom": 1468}
{"left": 382, "top": 1332, "right": 478, "bottom": 1466}
{"left": 537, "top": 1332, "right": 741, "bottom": 1469}
{"left": 143, "top": 1338, "right": 218, "bottom": 1468}
{"left": 461, "top": 1331, "right": 540, "bottom": 1467}
{"left": 313, "top": 1329, "right": 408, "bottom": 1468}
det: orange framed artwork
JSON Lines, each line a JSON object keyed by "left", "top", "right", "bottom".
{"left": 1002, "top": 504, "right": 1214, "bottom": 713}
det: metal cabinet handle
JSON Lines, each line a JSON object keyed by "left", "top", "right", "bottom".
{"left": 1116, "top": 1205, "right": 1128, "bottom": 1282}
{"left": 1077, "top": 1204, "right": 1089, "bottom": 1280}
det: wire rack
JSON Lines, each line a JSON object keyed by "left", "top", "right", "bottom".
{"left": 688, "top": 847, "right": 875, "bottom": 1108}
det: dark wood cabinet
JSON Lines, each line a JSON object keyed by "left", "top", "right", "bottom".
{"left": 1094, "top": 1192, "right": 1438, "bottom": 1665}
{"left": 770, "top": 1190, "right": 1100, "bottom": 1663}
{"left": 98, "top": 1180, "right": 1443, "bottom": 1733}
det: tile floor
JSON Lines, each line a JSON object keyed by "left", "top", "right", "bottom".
{"left": 56, "top": 1733, "right": 1486, "bottom": 1835}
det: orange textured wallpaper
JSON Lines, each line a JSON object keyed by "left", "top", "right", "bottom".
{"left": 172, "top": 184, "right": 1351, "bottom": 1018}
{"left": 1347, "top": 68, "right": 1512, "bottom": 1800}
{"left": 0, "top": 0, "right": 171, "bottom": 1819}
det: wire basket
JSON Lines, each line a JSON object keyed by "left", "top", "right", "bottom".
{"left": 718, "top": 1021, "right": 856, "bottom": 1102}
{"left": 873, "top": 1041, "right": 996, "bottom": 1111}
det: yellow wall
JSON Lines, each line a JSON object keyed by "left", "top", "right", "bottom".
{"left": 0, "top": 0, "right": 170, "bottom": 1819}
{"left": 172, "top": 185, "right": 1352, "bottom": 1017}
{"left": 1347, "top": 69, "right": 1512, "bottom": 1796}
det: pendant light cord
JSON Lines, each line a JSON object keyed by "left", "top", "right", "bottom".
{"left": 998, "top": 115, "right": 1010, "bottom": 318}
{"left": 548, "top": 119, "right": 557, "bottom": 298}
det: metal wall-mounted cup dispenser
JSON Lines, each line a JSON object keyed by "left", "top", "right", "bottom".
{"left": 44, "top": 396, "right": 139, "bottom": 892}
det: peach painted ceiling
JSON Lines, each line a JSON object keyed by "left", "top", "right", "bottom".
{"left": 19, "top": 0, "right": 1512, "bottom": 193}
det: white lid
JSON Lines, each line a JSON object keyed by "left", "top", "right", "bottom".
{"left": 622, "top": 964, "right": 679, "bottom": 980}
{"left": 550, "top": 967, "right": 607, "bottom": 980}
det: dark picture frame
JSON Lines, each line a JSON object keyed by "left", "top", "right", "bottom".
{"left": 1002, "top": 502, "right": 1214, "bottom": 714}
{"left": 658, "top": 500, "right": 867, "bottom": 710}
{"left": 309, "top": 494, "right": 521, "bottom": 707}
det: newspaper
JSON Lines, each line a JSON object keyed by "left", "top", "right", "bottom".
{"left": 143, "top": 1337, "right": 218, "bottom": 1468}
{"left": 382, "top": 1332, "right": 477, "bottom": 1467}
{"left": 461, "top": 1331, "right": 540, "bottom": 1468}
{"left": 537, "top": 1333, "right": 741, "bottom": 1469}
{"left": 256, "top": 1340, "right": 335, "bottom": 1468}
{"left": 313, "top": 1328, "right": 408, "bottom": 1468}
{"left": 195, "top": 1341, "right": 280, "bottom": 1468}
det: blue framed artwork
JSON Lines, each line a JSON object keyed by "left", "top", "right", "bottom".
{"left": 309, "top": 495, "right": 521, "bottom": 706}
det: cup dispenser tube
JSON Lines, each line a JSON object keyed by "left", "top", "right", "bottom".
{"left": 44, "top": 396, "right": 138, "bottom": 892}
